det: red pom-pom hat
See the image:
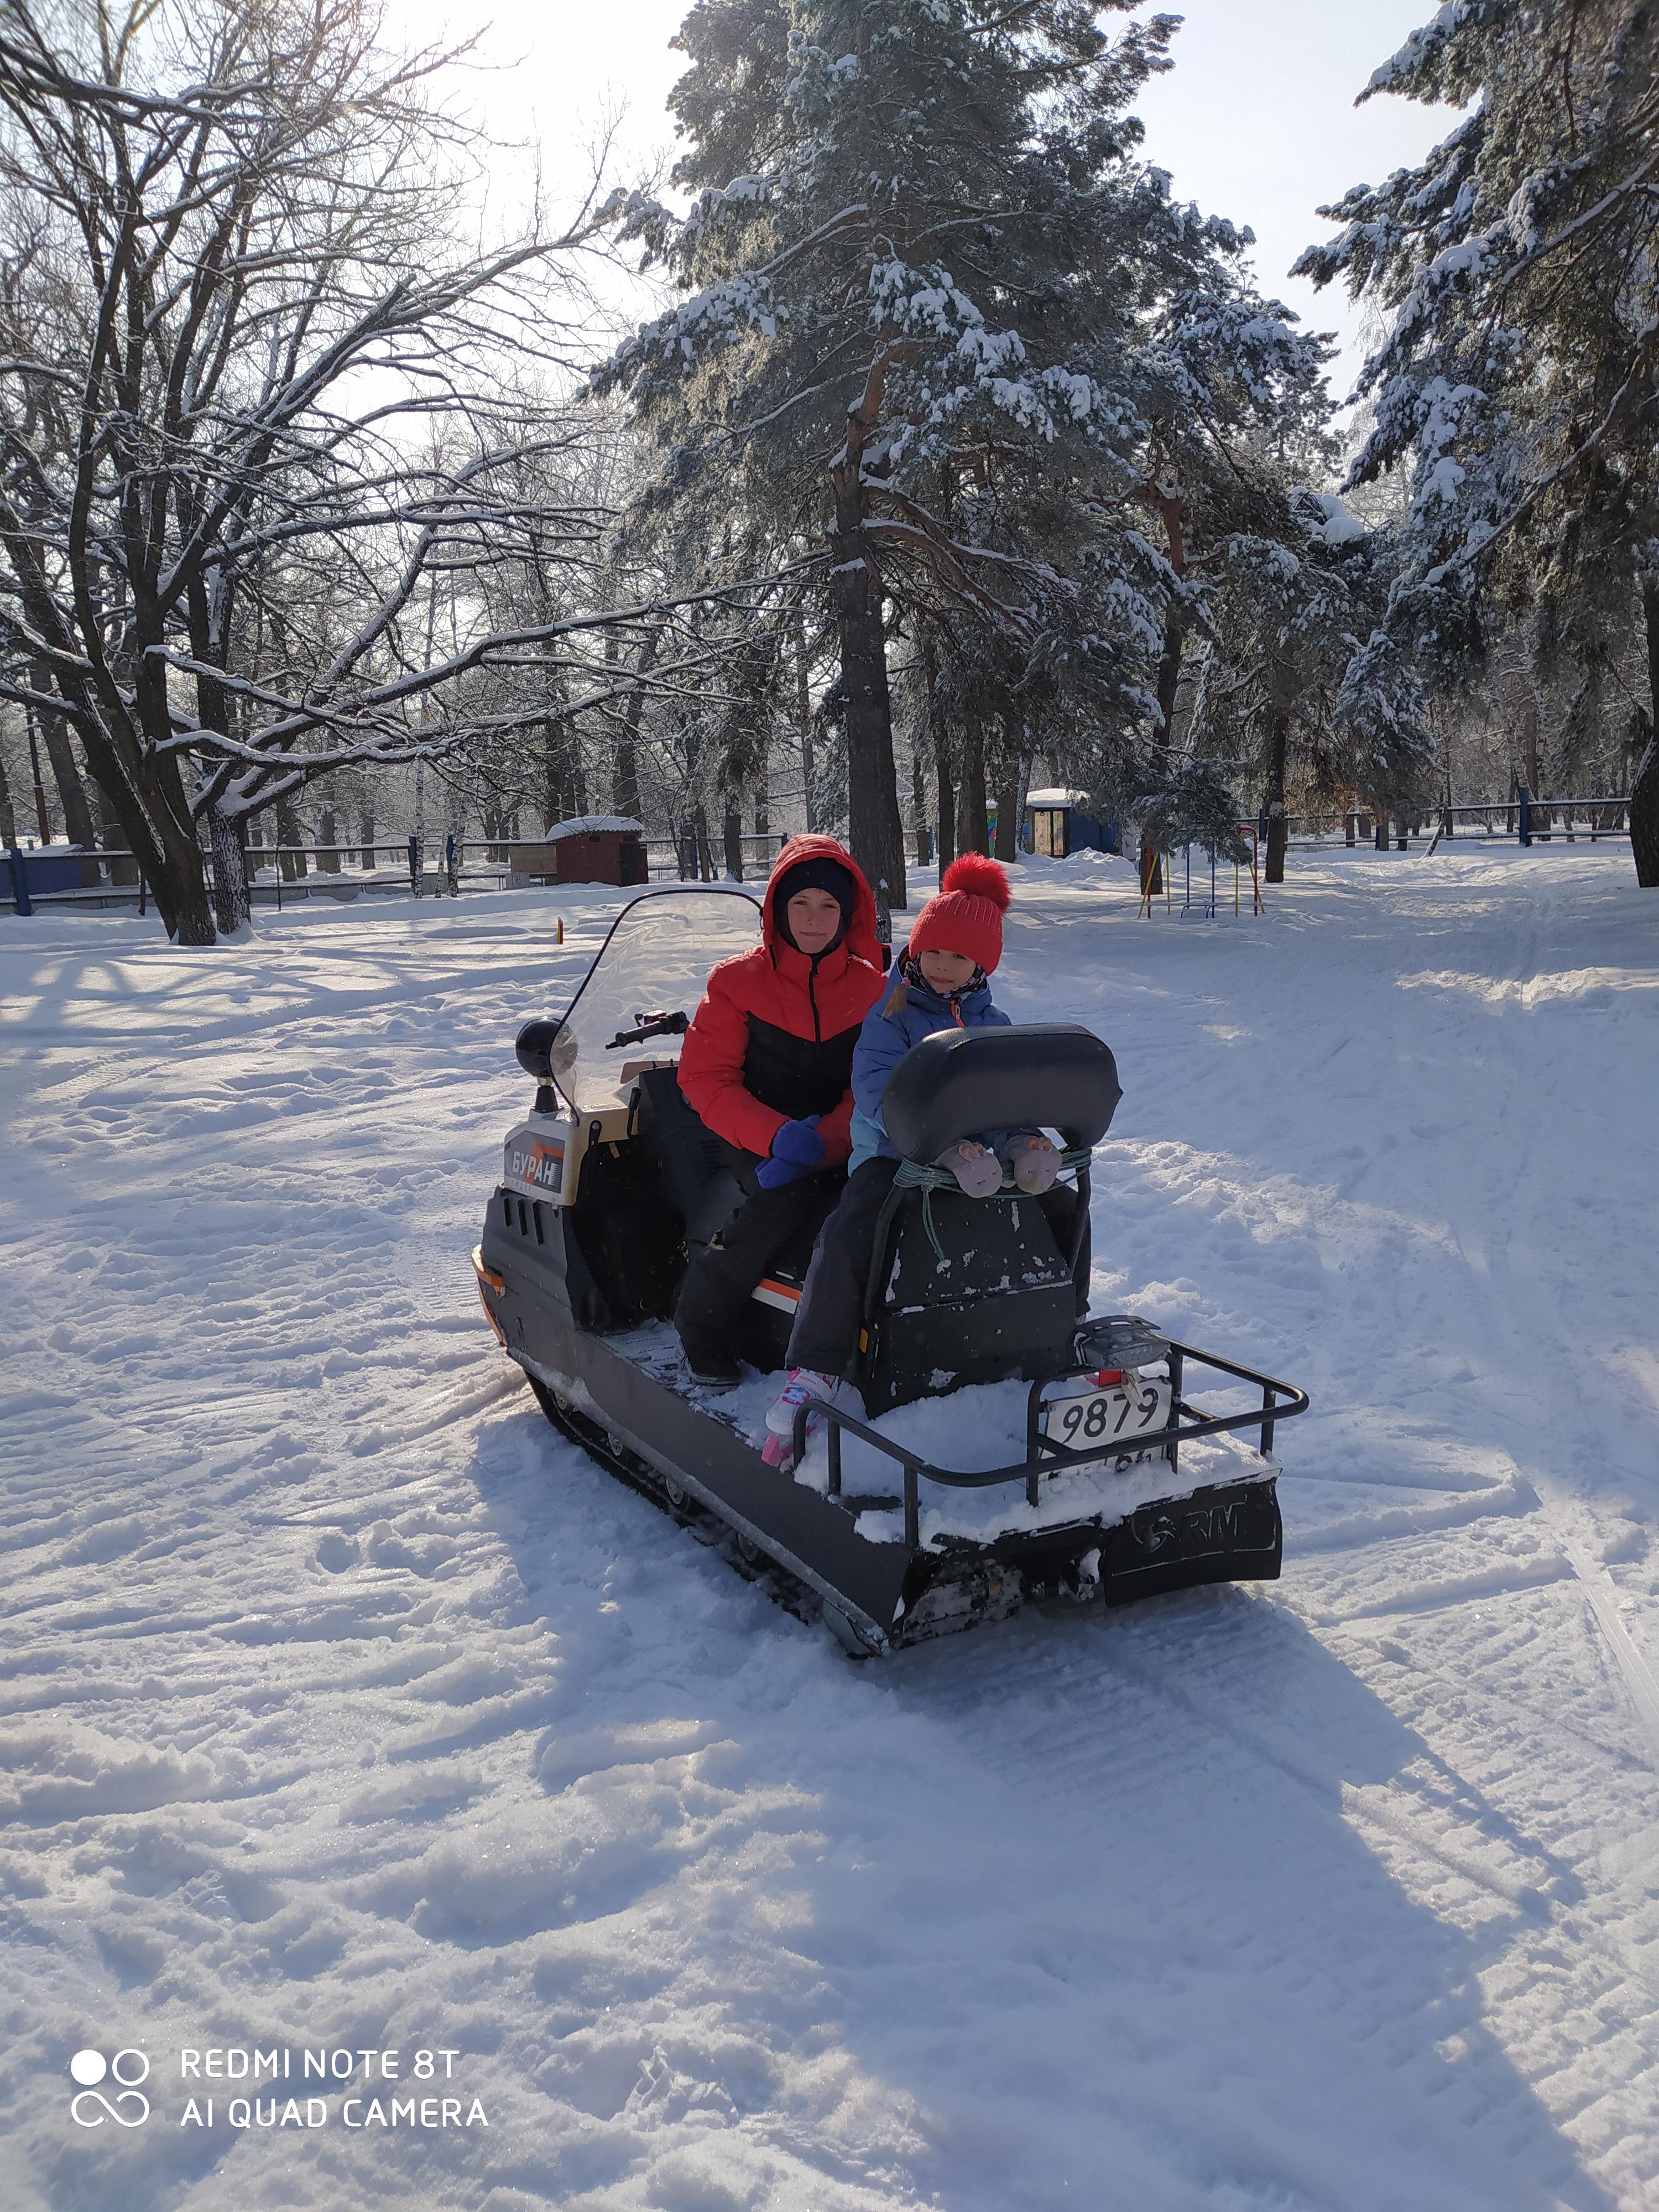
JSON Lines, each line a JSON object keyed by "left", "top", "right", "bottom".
{"left": 909, "top": 853, "right": 1011, "bottom": 974}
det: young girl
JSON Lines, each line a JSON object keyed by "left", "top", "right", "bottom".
{"left": 761, "top": 854, "right": 1087, "bottom": 1464}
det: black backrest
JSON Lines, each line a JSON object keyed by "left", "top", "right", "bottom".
{"left": 881, "top": 1023, "right": 1121, "bottom": 1159}
{"left": 633, "top": 1067, "right": 722, "bottom": 1215}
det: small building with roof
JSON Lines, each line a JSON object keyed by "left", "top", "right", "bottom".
{"left": 508, "top": 816, "right": 649, "bottom": 888}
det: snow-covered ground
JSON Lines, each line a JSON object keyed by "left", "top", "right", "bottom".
{"left": 3, "top": 847, "right": 1657, "bottom": 2212}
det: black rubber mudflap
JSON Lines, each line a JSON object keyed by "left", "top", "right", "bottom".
{"left": 1098, "top": 1479, "right": 1282, "bottom": 1604}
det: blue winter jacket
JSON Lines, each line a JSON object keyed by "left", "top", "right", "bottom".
{"left": 848, "top": 964, "right": 1024, "bottom": 1170}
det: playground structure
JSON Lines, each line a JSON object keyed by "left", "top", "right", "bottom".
{"left": 1139, "top": 827, "right": 1263, "bottom": 921}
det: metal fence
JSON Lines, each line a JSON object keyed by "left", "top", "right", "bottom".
{"left": 1281, "top": 790, "right": 1631, "bottom": 854}
{"left": 4, "top": 788, "right": 1638, "bottom": 919}
{"left": 2, "top": 831, "right": 796, "bottom": 916}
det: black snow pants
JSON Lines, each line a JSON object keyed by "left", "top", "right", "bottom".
{"left": 786, "top": 1155, "right": 1093, "bottom": 1381}
{"left": 674, "top": 1141, "right": 846, "bottom": 1367}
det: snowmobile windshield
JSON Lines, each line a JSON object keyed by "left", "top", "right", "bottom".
{"left": 553, "top": 888, "right": 763, "bottom": 1115}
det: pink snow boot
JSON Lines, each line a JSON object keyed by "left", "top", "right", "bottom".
{"left": 761, "top": 1369, "right": 840, "bottom": 1470}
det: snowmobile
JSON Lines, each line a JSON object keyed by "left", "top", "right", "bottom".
{"left": 473, "top": 887, "right": 1307, "bottom": 1653}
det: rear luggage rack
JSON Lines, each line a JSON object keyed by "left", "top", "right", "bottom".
{"left": 791, "top": 1339, "right": 1310, "bottom": 1548}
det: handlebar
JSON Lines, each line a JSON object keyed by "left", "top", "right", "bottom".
{"left": 606, "top": 1009, "right": 690, "bottom": 1050}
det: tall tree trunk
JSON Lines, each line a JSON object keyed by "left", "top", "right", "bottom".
{"left": 920, "top": 627, "right": 948, "bottom": 870}
{"left": 992, "top": 728, "right": 1020, "bottom": 862}
{"left": 611, "top": 635, "right": 652, "bottom": 822}
{"left": 85, "top": 728, "right": 215, "bottom": 940}
{"left": 17, "top": 598, "right": 215, "bottom": 937}
{"left": 359, "top": 804, "right": 376, "bottom": 870}
{"left": 829, "top": 546, "right": 906, "bottom": 900}
{"left": 25, "top": 711, "right": 51, "bottom": 840}
{"left": 33, "top": 706, "right": 90, "bottom": 848}
{"left": 722, "top": 791, "right": 744, "bottom": 880}
{"left": 910, "top": 735, "right": 931, "bottom": 866}
{"left": 0, "top": 741, "right": 15, "bottom": 847}
{"left": 611, "top": 619, "right": 659, "bottom": 825}
{"left": 544, "top": 715, "right": 575, "bottom": 827}
{"left": 1631, "top": 576, "right": 1659, "bottom": 889}
{"left": 1264, "top": 659, "right": 1291, "bottom": 886}
{"left": 207, "top": 804, "right": 251, "bottom": 933}
{"left": 1138, "top": 612, "right": 1182, "bottom": 895}
{"left": 32, "top": 664, "right": 97, "bottom": 849}
{"left": 1154, "top": 489, "right": 1188, "bottom": 744}
{"left": 127, "top": 779, "right": 216, "bottom": 942}
{"left": 1520, "top": 689, "right": 1553, "bottom": 835}
{"left": 276, "top": 790, "right": 307, "bottom": 880}
{"left": 794, "top": 608, "right": 817, "bottom": 835}
{"left": 829, "top": 366, "right": 907, "bottom": 906}
{"left": 691, "top": 801, "right": 713, "bottom": 880}
{"left": 1141, "top": 491, "right": 1190, "bottom": 898}
{"left": 1154, "top": 611, "right": 1185, "bottom": 750}
{"left": 959, "top": 710, "right": 989, "bottom": 855}
{"left": 935, "top": 750, "right": 955, "bottom": 874}
{"left": 92, "top": 778, "right": 138, "bottom": 883}
{"left": 613, "top": 734, "right": 639, "bottom": 823}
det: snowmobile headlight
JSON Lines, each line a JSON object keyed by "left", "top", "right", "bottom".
{"left": 515, "top": 1017, "right": 565, "bottom": 1084}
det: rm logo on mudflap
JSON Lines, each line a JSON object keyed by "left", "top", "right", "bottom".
{"left": 505, "top": 1140, "right": 564, "bottom": 1194}
{"left": 1130, "top": 1496, "right": 1254, "bottom": 1558}
{"left": 1181, "top": 1499, "right": 1249, "bottom": 1549}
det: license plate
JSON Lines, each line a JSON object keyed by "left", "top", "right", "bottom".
{"left": 1041, "top": 1374, "right": 1171, "bottom": 1470}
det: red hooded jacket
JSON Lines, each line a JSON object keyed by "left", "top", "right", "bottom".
{"left": 677, "top": 835, "right": 885, "bottom": 1165}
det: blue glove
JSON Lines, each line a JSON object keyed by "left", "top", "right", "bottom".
{"left": 754, "top": 1115, "right": 826, "bottom": 1188}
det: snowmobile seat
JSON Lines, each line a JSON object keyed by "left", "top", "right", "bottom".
{"left": 882, "top": 1022, "right": 1121, "bottom": 1160}
{"left": 631, "top": 1064, "right": 745, "bottom": 1250}
{"left": 856, "top": 1025, "right": 1120, "bottom": 1412}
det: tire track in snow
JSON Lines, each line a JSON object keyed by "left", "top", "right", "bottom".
{"left": 1404, "top": 874, "right": 1659, "bottom": 1768}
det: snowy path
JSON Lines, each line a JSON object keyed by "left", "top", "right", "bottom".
{"left": 2, "top": 852, "right": 1656, "bottom": 2211}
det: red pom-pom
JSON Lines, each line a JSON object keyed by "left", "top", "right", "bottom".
{"left": 939, "top": 853, "right": 1010, "bottom": 909}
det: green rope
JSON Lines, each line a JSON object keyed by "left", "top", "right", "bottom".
{"left": 893, "top": 1147, "right": 1094, "bottom": 1262}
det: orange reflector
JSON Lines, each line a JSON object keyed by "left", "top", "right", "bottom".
{"left": 471, "top": 1245, "right": 508, "bottom": 1344}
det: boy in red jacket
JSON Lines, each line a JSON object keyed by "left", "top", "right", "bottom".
{"left": 674, "top": 835, "right": 885, "bottom": 1386}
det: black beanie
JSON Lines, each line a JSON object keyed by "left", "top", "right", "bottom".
{"left": 774, "top": 855, "right": 855, "bottom": 953}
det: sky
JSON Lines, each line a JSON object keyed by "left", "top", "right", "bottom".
{"left": 397, "top": 0, "right": 1458, "bottom": 405}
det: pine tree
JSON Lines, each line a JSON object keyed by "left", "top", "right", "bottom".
{"left": 1295, "top": 1, "right": 1659, "bottom": 885}
{"left": 600, "top": 0, "right": 1258, "bottom": 904}
{"left": 1187, "top": 493, "right": 1433, "bottom": 880}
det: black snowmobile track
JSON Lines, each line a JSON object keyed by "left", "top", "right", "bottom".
{"left": 524, "top": 1373, "right": 1032, "bottom": 1653}
{"left": 526, "top": 1375, "right": 829, "bottom": 1638}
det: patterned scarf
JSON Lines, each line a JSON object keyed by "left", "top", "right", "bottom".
{"left": 900, "top": 951, "right": 987, "bottom": 1026}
